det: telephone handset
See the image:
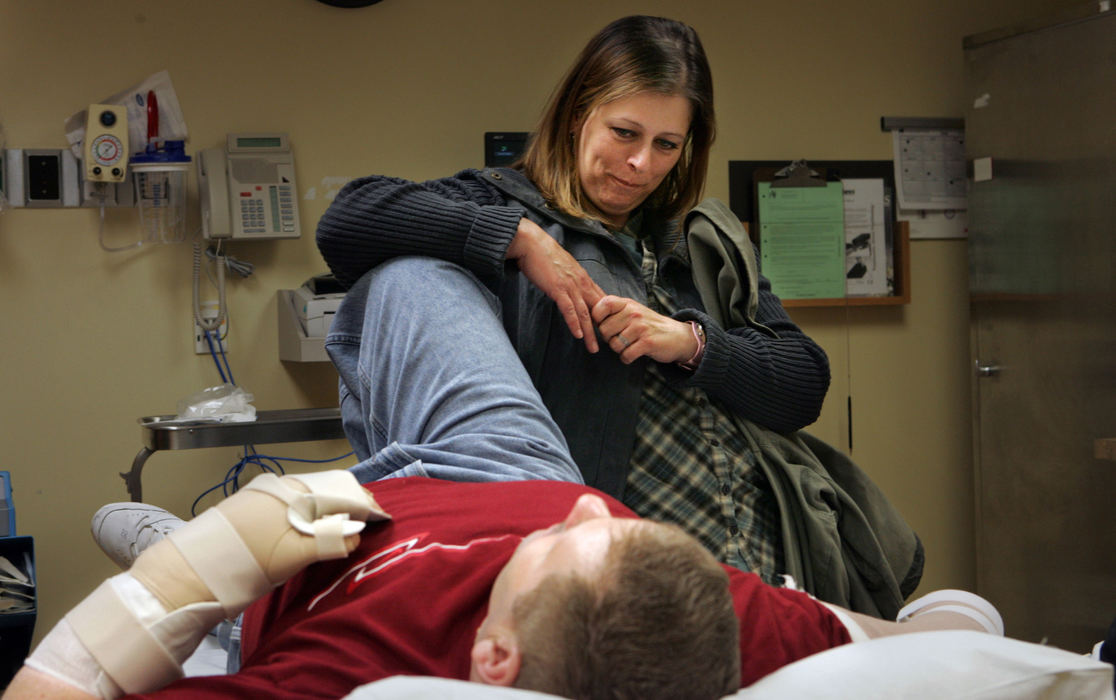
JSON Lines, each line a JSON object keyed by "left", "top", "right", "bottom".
{"left": 198, "top": 132, "right": 300, "bottom": 240}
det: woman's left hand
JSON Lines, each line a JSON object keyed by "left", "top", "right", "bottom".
{"left": 508, "top": 218, "right": 605, "bottom": 353}
{"left": 592, "top": 295, "right": 698, "bottom": 365}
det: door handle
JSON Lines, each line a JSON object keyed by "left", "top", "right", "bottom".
{"left": 975, "top": 361, "right": 1002, "bottom": 377}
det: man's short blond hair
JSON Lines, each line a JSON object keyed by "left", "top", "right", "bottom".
{"left": 511, "top": 520, "right": 740, "bottom": 700}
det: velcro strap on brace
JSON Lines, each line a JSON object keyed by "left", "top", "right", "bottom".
{"left": 168, "top": 507, "right": 271, "bottom": 617}
{"left": 305, "top": 514, "right": 351, "bottom": 559}
{"left": 66, "top": 580, "right": 181, "bottom": 695}
{"left": 242, "top": 471, "right": 389, "bottom": 559}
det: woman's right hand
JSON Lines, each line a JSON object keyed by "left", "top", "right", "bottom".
{"left": 506, "top": 218, "right": 605, "bottom": 353}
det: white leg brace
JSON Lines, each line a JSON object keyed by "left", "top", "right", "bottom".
{"left": 25, "top": 470, "right": 388, "bottom": 698}
{"left": 896, "top": 589, "right": 1005, "bottom": 636}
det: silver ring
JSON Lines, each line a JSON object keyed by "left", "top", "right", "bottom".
{"left": 616, "top": 334, "right": 630, "bottom": 348}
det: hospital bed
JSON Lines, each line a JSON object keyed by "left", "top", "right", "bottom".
{"left": 182, "top": 626, "right": 1113, "bottom": 699}
{"left": 133, "top": 410, "right": 1110, "bottom": 697}
{"left": 130, "top": 409, "right": 1110, "bottom": 697}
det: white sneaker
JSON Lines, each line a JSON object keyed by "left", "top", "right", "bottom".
{"left": 91, "top": 502, "right": 186, "bottom": 569}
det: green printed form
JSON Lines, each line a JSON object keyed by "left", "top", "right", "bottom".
{"left": 757, "top": 181, "right": 846, "bottom": 299}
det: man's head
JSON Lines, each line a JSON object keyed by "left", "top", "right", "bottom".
{"left": 470, "top": 493, "right": 741, "bottom": 700}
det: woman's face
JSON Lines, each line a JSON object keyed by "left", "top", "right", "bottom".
{"left": 575, "top": 91, "right": 692, "bottom": 229}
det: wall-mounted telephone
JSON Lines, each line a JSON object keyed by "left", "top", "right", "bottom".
{"left": 198, "top": 132, "right": 300, "bottom": 240}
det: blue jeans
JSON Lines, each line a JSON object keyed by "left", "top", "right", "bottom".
{"left": 325, "top": 256, "right": 583, "bottom": 486}
{"left": 221, "top": 259, "right": 583, "bottom": 673}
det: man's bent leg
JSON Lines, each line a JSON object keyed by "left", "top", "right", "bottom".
{"left": 326, "top": 257, "right": 581, "bottom": 484}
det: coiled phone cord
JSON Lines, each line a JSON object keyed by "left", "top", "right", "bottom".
{"left": 192, "top": 239, "right": 227, "bottom": 332}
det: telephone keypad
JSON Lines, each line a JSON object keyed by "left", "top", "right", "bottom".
{"left": 240, "top": 197, "right": 267, "bottom": 234}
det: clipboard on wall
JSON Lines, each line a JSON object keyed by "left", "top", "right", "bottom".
{"left": 730, "top": 159, "right": 905, "bottom": 305}
{"left": 755, "top": 161, "right": 847, "bottom": 300}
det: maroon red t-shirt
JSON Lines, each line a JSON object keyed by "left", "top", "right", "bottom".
{"left": 130, "top": 478, "right": 850, "bottom": 698}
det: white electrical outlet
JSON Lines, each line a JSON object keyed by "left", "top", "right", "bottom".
{"left": 194, "top": 302, "right": 229, "bottom": 354}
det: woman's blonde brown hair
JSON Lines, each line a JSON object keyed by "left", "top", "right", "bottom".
{"left": 518, "top": 15, "right": 716, "bottom": 225}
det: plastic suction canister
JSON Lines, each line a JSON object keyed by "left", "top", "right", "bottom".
{"left": 130, "top": 140, "right": 191, "bottom": 244}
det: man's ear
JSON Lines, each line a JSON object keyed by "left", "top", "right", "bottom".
{"left": 470, "top": 633, "right": 522, "bottom": 687}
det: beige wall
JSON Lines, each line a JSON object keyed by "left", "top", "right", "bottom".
{"left": 0, "top": 0, "right": 1074, "bottom": 643}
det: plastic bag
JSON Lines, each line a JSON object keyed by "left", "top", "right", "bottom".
{"left": 64, "top": 69, "right": 189, "bottom": 160}
{"left": 175, "top": 383, "right": 256, "bottom": 423}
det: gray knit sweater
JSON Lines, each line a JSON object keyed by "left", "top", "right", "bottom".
{"left": 315, "top": 168, "right": 830, "bottom": 494}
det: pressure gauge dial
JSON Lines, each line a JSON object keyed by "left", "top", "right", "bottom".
{"left": 91, "top": 134, "right": 124, "bottom": 167}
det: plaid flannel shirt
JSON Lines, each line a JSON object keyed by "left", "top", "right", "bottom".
{"left": 615, "top": 228, "right": 783, "bottom": 583}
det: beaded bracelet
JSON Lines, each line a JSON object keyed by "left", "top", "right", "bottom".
{"left": 677, "top": 321, "right": 706, "bottom": 370}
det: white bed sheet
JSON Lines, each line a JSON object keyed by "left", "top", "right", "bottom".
{"left": 182, "top": 629, "right": 1114, "bottom": 699}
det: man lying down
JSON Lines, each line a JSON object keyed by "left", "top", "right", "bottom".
{"left": 8, "top": 259, "right": 1009, "bottom": 700}
{"left": 7, "top": 471, "right": 1002, "bottom": 700}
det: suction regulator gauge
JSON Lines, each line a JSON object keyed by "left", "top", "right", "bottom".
{"left": 91, "top": 134, "right": 125, "bottom": 167}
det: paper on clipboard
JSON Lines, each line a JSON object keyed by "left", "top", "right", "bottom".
{"left": 842, "top": 179, "right": 890, "bottom": 296}
{"left": 757, "top": 181, "right": 846, "bottom": 299}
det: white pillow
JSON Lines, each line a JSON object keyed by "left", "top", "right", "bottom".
{"left": 344, "top": 676, "right": 563, "bottom": 699}
{"left": 341, "top": 632, "right": 1114, "bottom": 699}
{"left": 732, "top": 630, "right": 1113, "bottom": 699}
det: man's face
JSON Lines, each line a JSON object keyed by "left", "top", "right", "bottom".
{"left": 475, "top": 493, "right": 642, "bottom": 645}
